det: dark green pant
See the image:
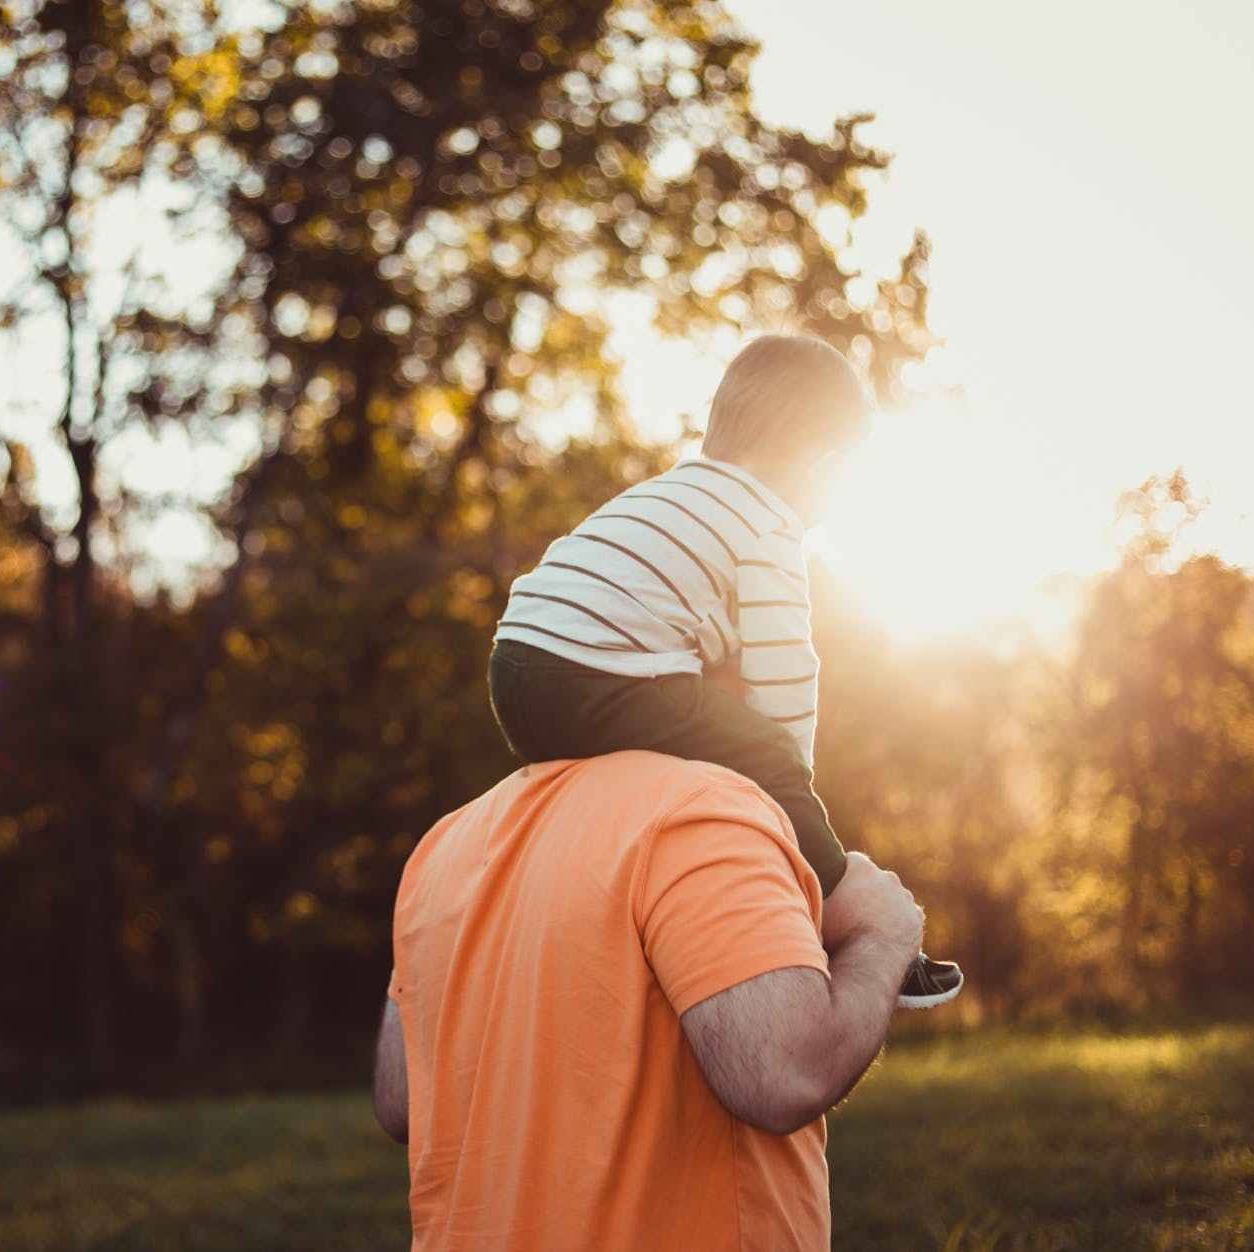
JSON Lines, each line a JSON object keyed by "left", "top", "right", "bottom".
{"left": 488, "top": 640, "right": 847, "bottom": 897}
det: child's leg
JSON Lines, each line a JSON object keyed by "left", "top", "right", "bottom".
{"left": 488, "top": 642, "right": 539, "bottom": 761}
{"left": 489, "top": 640, "right": 659, "bottom": 763}
{"left": 656, "top": 678, "right": 848, "bottom": 898}
{"left": 490, "top": 640, "right": 846, "bottom": 892}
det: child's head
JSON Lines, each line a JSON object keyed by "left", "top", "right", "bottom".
{"left": 701, "top": 334, "right": 871, "bottom": 521}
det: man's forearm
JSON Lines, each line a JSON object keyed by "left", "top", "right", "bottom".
{"left": 812, "top": 929, "right": 909, "bottom": 1110}
{"left": 372, "top": 997, "right": 409, "bottom": 1144}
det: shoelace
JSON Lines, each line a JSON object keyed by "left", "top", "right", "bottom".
{"left": 908, "top": 956, "right": 940, "bottom": 995}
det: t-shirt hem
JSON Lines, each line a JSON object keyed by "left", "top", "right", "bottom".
{"left": 493, "top": 627, "right": 703, "bottom": 678}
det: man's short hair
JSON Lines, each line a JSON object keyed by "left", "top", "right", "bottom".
{"left": 702, "top": 334, "right": 869, "bottom": 465}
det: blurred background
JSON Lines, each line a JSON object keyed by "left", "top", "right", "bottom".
{"left": 2, "top": 0, "right": 1253, "bottom": 1247}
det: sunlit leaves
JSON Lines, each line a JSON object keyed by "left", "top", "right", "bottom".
{"left": 169, "top": 45, "right": 241, "bottom": 121}
{"left": 0, "top": 0, "right": 946, "bottom": 1069}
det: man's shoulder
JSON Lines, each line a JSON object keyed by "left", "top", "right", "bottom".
{"left": 498, "top": 753, "right": 782, "bottom": 843}
{"left": 576, "top": 753, "right": 790, "bottom": 851}
{"left": 409, "top": 753, "right": 781, "bottom": 872}
{"left": 569, "top": 750, "right": 770, "bottom": 803}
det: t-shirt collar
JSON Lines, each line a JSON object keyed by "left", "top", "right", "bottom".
{"left": 678, "top": 457, "right": 806, "bottom": 536}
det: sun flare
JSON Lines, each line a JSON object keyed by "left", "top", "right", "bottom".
{"left": 815, "top": 399, "right": 1079, "bottom": 645}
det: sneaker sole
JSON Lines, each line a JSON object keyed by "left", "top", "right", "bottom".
{"left": 896, "top": 970, "right": 964, "bottom": 1010}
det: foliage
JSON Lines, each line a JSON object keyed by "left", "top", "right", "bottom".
{"left": 0, "top": 0, "right": 934, "bottom": 1083}
{"left": 2, "top": 1, "right": 1253, "bottom": 1093}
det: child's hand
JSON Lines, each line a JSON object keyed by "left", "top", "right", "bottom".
{"left": 704, "top": 657, "right": 744, "bottom": 702}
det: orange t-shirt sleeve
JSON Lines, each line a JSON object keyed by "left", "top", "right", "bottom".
{"left": 635, "top": 781, "right": 830, "bottom": 1018}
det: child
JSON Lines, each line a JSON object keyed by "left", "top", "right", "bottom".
{"left": 489, "top": 334, "right": 962, "bottom": 1008}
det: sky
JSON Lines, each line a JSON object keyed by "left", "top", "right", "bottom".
{"left": 618, "top": 0, "right": 1254, "bottom": 638}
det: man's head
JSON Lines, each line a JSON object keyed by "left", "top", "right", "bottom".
{"left": 701, "top": 334, "right": 872, "bottom": 524}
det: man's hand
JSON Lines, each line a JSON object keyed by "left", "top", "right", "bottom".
{"left": 820, "top": 851, "right": 923, "bottom": 978}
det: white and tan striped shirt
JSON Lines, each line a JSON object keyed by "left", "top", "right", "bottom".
{"left": 495, "top": 458, "right": 820, "bottom": 764}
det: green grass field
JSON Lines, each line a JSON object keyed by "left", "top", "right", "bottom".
{"left": 3, "top": 1024, "right": 1253, "bottom": 1251}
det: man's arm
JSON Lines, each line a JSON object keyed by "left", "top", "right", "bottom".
{"left": 372, "top": 995, "right": 409, "bottom": 1144}
{"left": 680, "top": 853, "right": 921, "bottom": 1135}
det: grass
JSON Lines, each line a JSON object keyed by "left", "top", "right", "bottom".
{"left": 3, "top": 1023, "right": 1253, "bottom": 1251}
{"left": 827, "top": 1024, "right": 1254, "bottom": 1249}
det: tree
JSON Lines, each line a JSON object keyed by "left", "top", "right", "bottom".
{"left": 809, "top": 577, "right": 1042, "bottom": 1017}
{"left": 0, "top": 0, "right": 262, "bottom": 1074}
{"left": 1056, "top": 475, "right": 1254, "bottom": 1005}
{"left": 0, "top": 0, "right": 938, "bottom": 1080}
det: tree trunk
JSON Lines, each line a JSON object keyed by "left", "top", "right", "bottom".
{"left": 46, "top": 0, "right": 115, "bottom": 1081}
{"left": 271, "top": 950, "right": 315, "bottom": 1064}
{"left": 171, "top": 910, "right": 207, "bottom": 1068}
{"left": 1178, "top": 856, "right": 1201, "bottom": 1005}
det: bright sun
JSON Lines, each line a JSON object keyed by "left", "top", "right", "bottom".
{"left": 814, "top": 399, "right": 1081, "bottom": 645}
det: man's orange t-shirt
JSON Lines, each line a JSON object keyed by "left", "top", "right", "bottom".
{"left": 388, "top": 750, "right": 832, "bottom": 1251}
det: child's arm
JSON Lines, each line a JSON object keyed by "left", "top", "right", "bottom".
{"left": 735, "top": 531, "right": 820, "bottom": 766}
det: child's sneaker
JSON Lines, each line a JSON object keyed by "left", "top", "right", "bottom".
{"left": 897, "top": 954, "right": 963, "bottom": 1009}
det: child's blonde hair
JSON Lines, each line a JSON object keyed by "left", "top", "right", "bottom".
{"left": 702, "top": 334, "right": 869, "bottom": 466}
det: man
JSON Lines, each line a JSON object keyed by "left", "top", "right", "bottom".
{"left": 373, "top": 750, "right": 922, "bottom": 1251}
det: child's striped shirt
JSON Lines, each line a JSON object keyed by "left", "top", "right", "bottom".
{"left": 494, "top": 458, "right": 820, "bottom": 765}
